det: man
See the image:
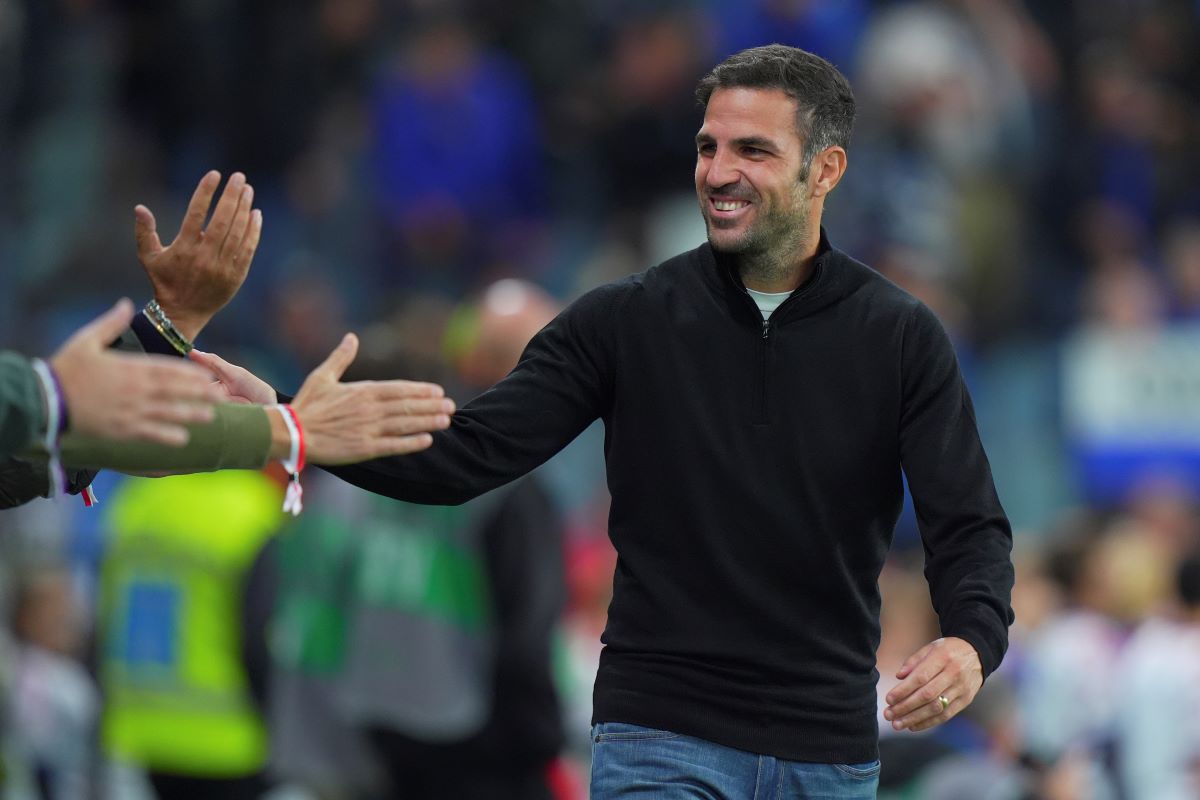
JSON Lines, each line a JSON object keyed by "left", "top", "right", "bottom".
{"left": 208, "top": 45, "right": 1015, "bottom": 799}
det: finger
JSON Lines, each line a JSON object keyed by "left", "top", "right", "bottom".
{"left": 133, "top": 205, "right": 164, "bottom": 259}
{"left": 178, "top": 170, "right": 222, "bottom": 242}
{"left": 377, "top": 413, "right": 452, "bottom": 436}
{"left": 189, "top": 349, "right": 239, "bottom": 381}
{"left": 378, "top": 396, "right": 457, "bottom": 418}
{"left": 884, "top": 667, "right": 954, "bottom": 726}
{"left": 140, "top": 399, "right": 217, "bottom": 426}
{"left": 137, "top": 358, "right": 228, "bottom": 403}
{"left": 72, "top": 298, "right": 136, "bottom": 350}
{"left": 203, "top": 172, "right": 246, "bottom": 247}
{"left": 312, "top": 333, "right": 359, "bottom": 382}
{"left": 886, "top": 652, "right": 947, "bottom": 708}
{"left": 895, "top": 641, "right": 936, "bottom": 680}
{"left": 370, "top": 433, "right": 435, "bottom": 458}
{"left": 126, "top": 420, "right": 192, "bottom": 448}
{"left": 218, "top": 184, "right": 254, "bottom": 262}
{"left": 907, "top": 694, "right": 963, "bottom": 733}
{"left": 370, "top": 380, "right": 446, "bottom": 399}
{"left": 235, "top": 209, "right": 263, "bottom": 274}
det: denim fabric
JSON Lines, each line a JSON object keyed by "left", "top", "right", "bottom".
{"left": 591, "top": 723, "right": 880, "bottom": 799}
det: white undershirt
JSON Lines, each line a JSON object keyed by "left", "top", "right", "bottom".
{"left": 746, "top": 288, "right": 794, "bottom": 321}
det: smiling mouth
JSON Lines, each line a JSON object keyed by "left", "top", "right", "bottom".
{"left": 711, "top": 198, "right": 751, "bottom": 212}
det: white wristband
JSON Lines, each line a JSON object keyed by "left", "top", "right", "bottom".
{"left": 30, "top": 359, "right": 65, "bottom": 498}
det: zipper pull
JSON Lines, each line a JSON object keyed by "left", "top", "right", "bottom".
{"left": 762, "top": 320, "right": 770, "bottom": 339}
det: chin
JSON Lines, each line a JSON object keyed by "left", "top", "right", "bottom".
{"left": 706, "top": 229, "right": 751, "bottom": 254}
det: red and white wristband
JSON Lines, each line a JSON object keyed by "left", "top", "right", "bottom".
{"left": 272, "top": 404, "right": 306, "bottom": 516}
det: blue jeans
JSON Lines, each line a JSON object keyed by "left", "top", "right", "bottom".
{"left": 590, "top": 723, "right": 880, "bottom": 799}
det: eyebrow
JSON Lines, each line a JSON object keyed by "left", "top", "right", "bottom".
{"left": 694, "top": 133, "right": 781, "bottom": 153}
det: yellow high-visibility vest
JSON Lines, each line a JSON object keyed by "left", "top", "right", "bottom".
{"left": 100, "top": 471, "right": 282, "bottom": 776}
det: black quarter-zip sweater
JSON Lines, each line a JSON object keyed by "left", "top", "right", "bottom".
{"left": 325, "top": 231, "right": 1015, "bottom": 764}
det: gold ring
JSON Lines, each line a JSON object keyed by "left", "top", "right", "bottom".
{"left": 937, "top": 695, "right": 951, "bottom": 712}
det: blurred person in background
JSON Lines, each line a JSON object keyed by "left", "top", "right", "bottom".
{"left": 1113, "top": 548, "right": 1200, "bottom": 800}
{"left": 353, "top": 280, "right": 572, "bottom": 800}
{"left": 5, "top": 565, "right": 98, "bottom": 800}
{"left": 1017, "top": 515, "right": 1149, "bottom": 798}
{"left": 369, "top": 10, "right": 547, "bottom": 296}
{"left": 97, "top": 470, "right": 285, "bottom": 800}
{"left": 269, "top": 279, "right": 574, "bottom": 800}
{"left": 206, "top": 44, "right": 1015, "bottom": 799}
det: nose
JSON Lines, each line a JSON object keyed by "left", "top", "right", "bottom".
{"left": 704, "top": 146, "right": 740, "bottom": 191}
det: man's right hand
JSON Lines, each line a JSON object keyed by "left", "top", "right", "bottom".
{"left": 291, "top": 333, "right": 455, "bottom": 464}
{"left": 51, "top": 299, "right": 224, "bottom": 447}
{"left": 135, "top": 171, "right": 262, "bottom": 341}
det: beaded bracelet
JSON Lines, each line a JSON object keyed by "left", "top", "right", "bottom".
{"left": 143, "top": 300, "right": 194, "bottom": 356}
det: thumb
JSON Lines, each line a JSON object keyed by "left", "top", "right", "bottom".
{"left": 314, "top": 333, "right": 359, "bottom": 382}
{"left": 134, "top": 204, "right": 164, "bottom": 257}
{"left": 189, "top": 349, "right": 227, "bottom": 373}
{"left": 74, "top": 298, "right": 136, "bottom": 350}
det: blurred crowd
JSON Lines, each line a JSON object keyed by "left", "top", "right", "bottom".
{"left": 2, "top": 0, "right": 1200, "bottom": 798}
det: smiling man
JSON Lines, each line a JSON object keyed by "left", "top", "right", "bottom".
{"left": 206, "top": 45, "right": 1015, "bottom": 800}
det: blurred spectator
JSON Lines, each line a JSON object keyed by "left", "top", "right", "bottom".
{"left": 707, "top": 0, "right": 869, "bottom": 76}
{"left": 98, "top": 472, "right": 284, "bottom": 800}
{"left": 6, "top": 566, "right": 98, "bottom": 800}
{"left": 1164, "top": 217, "right": 1200, "bottom": 318}
{"left": 270, "top": 280, "right": 577, "bottom": 800}
{"left": 1018, "top": 518, "right": 1142, "bottom": 797}
{"left": 1114, "top": 549, "right": 1200, "bottom": 800}
{"left": 370, "top": 12, "right": 547, "bottom": 296}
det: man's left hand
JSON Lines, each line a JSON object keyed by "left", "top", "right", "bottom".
{"left": 135, "top": 170, "right": 262, "bottom": 341}
{"left": 883, "top": 636, "right": 983, "bottom": 732}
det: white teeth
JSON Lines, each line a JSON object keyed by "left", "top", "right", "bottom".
{"left": 714, "top": 200, "right": 748, "bottom": 212}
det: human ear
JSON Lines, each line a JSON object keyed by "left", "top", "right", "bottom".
{"left": 810, "top": 147, "right": 848, "bottom": 198}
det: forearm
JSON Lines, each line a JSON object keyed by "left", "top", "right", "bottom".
{"left": 900, "top": 304, "right": 1014, "bottom": 676}
{"left": 57, "top": 403, "right": 273, "bottom": 472}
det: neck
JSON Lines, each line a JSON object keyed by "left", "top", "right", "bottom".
{"left": 738, "top": 229, "right": 819, "bottom": 293}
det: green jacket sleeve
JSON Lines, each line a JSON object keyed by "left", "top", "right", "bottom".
{"left": 57, "top": 403, "right": 272, "bottom": 472}
{"left": 0, "top": 320, "right": 162, "bottom": 507}
{"left": 0, "top": 352, "right": 47, "bottom": 457}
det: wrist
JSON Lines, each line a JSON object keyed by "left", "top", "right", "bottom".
{"left": 267, "top": 406, "right": 292, "bottom": 460}
{"left": 269, "top": 403, "right": 306, "bottom": 516}
{"left": 151, "top": 299, "right": 208, "bottom": 342}
{"left": 142, "top": 300, "right": 197, "bottom": 355}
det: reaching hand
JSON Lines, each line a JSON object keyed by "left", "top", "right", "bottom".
{"left": 882, "top": 636, "right": 984, "bottom": 733}
{"left": 189, "top": 349, "right": 278, "bottom": 405}
{"left": 135, "top": 170, "right": 262, "bottom": 341}
{"left": 50, "top": 299, "right": 224, "bottom": 447}
{"left": 292, "top": 333, "right": 455, "bottom": 464}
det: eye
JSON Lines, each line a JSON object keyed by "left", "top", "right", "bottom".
{"left": 743, "top": 146, "right": 767, "bottom": 157}
{"left": 697, "top": 142, "right": 716, "bottom": 156}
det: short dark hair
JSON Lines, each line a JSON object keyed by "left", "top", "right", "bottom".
{"left": 695, "top": 45, "right": 856, "bottom": 171}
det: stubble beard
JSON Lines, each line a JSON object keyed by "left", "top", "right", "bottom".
{"left": 705, "top": 188, "right": 811, "bottom": 288}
